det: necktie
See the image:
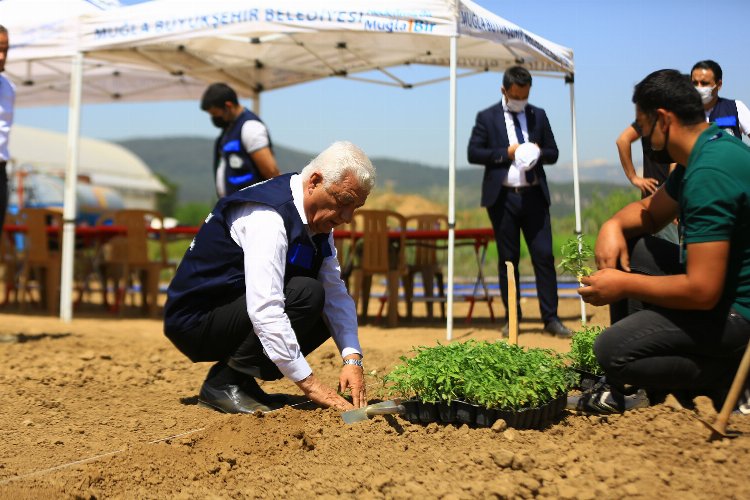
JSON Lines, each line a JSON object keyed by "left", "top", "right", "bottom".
{"left": 511, "top": 112, "right": 535, "bottom": 184}
{"left": 511, "top": 112, "right": 525, "bottom": 145}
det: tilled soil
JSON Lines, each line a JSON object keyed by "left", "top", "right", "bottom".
{"left": 1, "top": 300, "right": 748, "bottom": 499}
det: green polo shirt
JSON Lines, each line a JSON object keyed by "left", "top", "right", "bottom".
{"left": 665, "top": 124, "right": 750, "bottom": 320}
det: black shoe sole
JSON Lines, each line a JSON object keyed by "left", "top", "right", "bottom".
{"left": 197, "top": 398, "right": 269, "bottom": 414}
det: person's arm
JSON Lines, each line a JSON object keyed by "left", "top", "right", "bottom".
{"left": 536, "top": 108, "right": 559, "bottom": 165}
{"left": 579, "top": 240, "right": 728, "bottom": 310}
{"left": 734, "top": 99, "right": 750, "bottom": 138}
{"left": 229, "top": 205, "right": 354, "bottom": 411}
{"left": 616, "top": 124, "right": 659, "bottom": 195}
{"left": 582, "top": 165, "right": 738, "bottom": 310}
{"left": 593, "top": 187, "right": 679, "bottom": 271}
{"left": 249, "top": 147, "right": 280, "bottom": 179}
{"left": 318, "top": 233, "right": 366, "bottom": 407}
{"left": 241, "top": 120, "right": 281, "bottom": 179}
{"left": 468, "top": 110, "right": 512, "bottom": 165}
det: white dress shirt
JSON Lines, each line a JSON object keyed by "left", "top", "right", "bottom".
{"left": 0, "top": 74, "right": 16, "bottom": 162}
{"left": 225, "top": 174, "right": 361, "bottom": 382}
{"left": 501, "top": 96, "right": 538, "bottom": 187}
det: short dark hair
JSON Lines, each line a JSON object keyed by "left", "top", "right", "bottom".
{"left": 0, "top": 24, "right": 8, "bottom": 36}
{"left": 632, "top": 69, "right": 704, "bottom": 126}
{"left": 200, "top": 83, "right": 238, "bottom": 111}
{"left": 502, "top": 66, "right": 532, "bottom": 90}
{"left": 691, "top": 59, "right": 722, "bottom": 82}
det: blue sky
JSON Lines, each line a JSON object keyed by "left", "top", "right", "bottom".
{"left": 14, "top": 0, "right": 750, "bottom": 176}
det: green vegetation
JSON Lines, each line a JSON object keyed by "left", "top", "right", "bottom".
{"left": 385, "top": 340, "right": 575, "bottom": 410}
{"left": 568, "top": 325, "right": 605, "bottom": 375}
{"left": 175, "top": 202, "right": 213, "bottom": 227}
{"left": 558, "top": 234, "right": 594, "bottom": 282}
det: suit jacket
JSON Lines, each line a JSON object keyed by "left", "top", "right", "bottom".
{"left": 467, "top": 102, "right": 559, "bottom": 207}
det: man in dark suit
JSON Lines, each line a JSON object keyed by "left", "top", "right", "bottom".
{"left": 468, "top": 66, "right": 571, "bottom": 338}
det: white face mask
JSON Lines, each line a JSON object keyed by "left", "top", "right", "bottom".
{"left": 695, "top": 85, "right": 715, "bottom": 105}
{"left": 506, "top": 98, "right": 528, "bottom": 113}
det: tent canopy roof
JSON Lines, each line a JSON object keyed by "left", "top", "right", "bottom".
{"left": 7, "top": 0, "right": 573, "bottom": 106}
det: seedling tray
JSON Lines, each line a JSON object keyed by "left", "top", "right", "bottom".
{"left": 402, "top": 394, "right": 567, "bottom": 429}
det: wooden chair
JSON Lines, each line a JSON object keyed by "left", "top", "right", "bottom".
{"left": 0, "top": 213, "right": 21, "bottom": 306}
{"left": 96, "top": 209, "right": 171, "bottom": 316}
{"left": 350, "top": 209, "right": 408, "bottom": 327}
{"left": 403, "top": 213, "right": 449, "bottom": 321}
{"left": 16, "top": 208, "right": 63, "bottom": 315}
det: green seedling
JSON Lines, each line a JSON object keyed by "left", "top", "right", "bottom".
{"left": 384, "top": 340, "right": 576, "bottom": 411}
{"left": 558, "top": 234, "right": 594, "bottom": 283}
{"left": 568, "top": 324, "right": 604, "bottom": 375}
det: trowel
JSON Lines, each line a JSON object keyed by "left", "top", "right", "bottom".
{"left": 342, "top": 400, "right": 405, "bottom": 424}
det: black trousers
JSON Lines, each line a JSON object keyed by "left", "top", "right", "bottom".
{"left": 486, "top": 187, "right": 559, "bottom": 324}
{"left": 166, "top": 276, "right": 331, "bottom": 381}
{"left": 596, "top": 236, "right": 750, "bottom": 397}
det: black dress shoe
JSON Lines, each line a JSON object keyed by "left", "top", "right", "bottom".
{"left": 198, "top": 380, "right": 271, "bottom": 414}
{"left": 543, "top": 320, "right": 573, "bottom": 338}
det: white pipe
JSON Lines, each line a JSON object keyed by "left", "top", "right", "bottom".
{"left": 252, "top": 93, "right": 261, "bottom": 116}
{"left": 568, "top": 77, "right": 586, "bottom": 325}
{"left": 446, "top": 35, "right": 457, "bottom": 341}
{"left": 59, "top": 52, "right": 84, "bottom": 322}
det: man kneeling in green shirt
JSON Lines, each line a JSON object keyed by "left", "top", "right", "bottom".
{"left": 571, "top": 69, "right": 750, "bottom": 415}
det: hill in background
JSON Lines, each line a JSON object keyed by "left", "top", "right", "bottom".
{"left": 118, "top": 136, "right": 634, "bottom": 218}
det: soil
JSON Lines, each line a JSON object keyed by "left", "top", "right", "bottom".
{"left": 1, "top": 299, "right": 749, "bottom": 499}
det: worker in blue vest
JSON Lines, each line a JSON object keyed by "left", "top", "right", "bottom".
{"left": 691, "top": 60, "right": 750, "bottom": 139}
{"left": 164, "top": 141, "right": 374, "bottom": 414}
{"left": 201, "top": 83, "right": 280, "bottom": 198}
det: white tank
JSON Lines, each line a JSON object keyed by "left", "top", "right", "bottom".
{"left": 8, "top": 171, "right": 125, "bottom": 225}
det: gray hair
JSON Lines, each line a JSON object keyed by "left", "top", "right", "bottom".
{"left": 300, "top": 141, "right": 376, "bottom": 192}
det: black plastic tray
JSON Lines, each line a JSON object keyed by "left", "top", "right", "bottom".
{"left": 402, "top": 394, "right": 567, "bottom": 429}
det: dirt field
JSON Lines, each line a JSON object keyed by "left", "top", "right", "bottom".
{"left": 1, "top": 298, "right": 749, "bottom": 499}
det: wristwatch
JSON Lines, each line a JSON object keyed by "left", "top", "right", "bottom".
{"left": 343, "top": 358, "right": 363, "bottom": 368}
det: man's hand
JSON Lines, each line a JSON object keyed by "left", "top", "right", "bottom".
{"left": 595, "top": 220, "right": 631, "bottom": 271}
{"left": 295, "top": 373, "right": 354, "bottom": 411}
{"left": 578, "top": 269, "right": 628, "bottom": 306}
{"left": 631, "top": 175, "right": 660, "bottom": 196}
{"left": 339, "top": 360, "right": 366, "bottom": 408}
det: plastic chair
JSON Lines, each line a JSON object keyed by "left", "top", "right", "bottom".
{"left": 350, "top": 209, "right": 407, "bottom": 327}
{"left": 403, "top": 213, "right": 448, "bottom": 321}
{"left": 96, "top": 209, "right": 171, "bottom": 316}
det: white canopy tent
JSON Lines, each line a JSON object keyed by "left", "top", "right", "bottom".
{"left": 7, "top": 0, "right": 583, "bottom": 335}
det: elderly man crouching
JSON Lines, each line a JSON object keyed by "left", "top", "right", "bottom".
{"left": 164, "top": 141, "right": 374, "bottom": 413}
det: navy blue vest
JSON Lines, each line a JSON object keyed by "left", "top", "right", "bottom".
{"left": 214, "top": 108, "right": 274, "bottom": 196}
{"left": 709, "top": 97, "right": 741, "bottom": 138}
{"left": 164, "top": 174, "right": 332, "bottom": 334}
